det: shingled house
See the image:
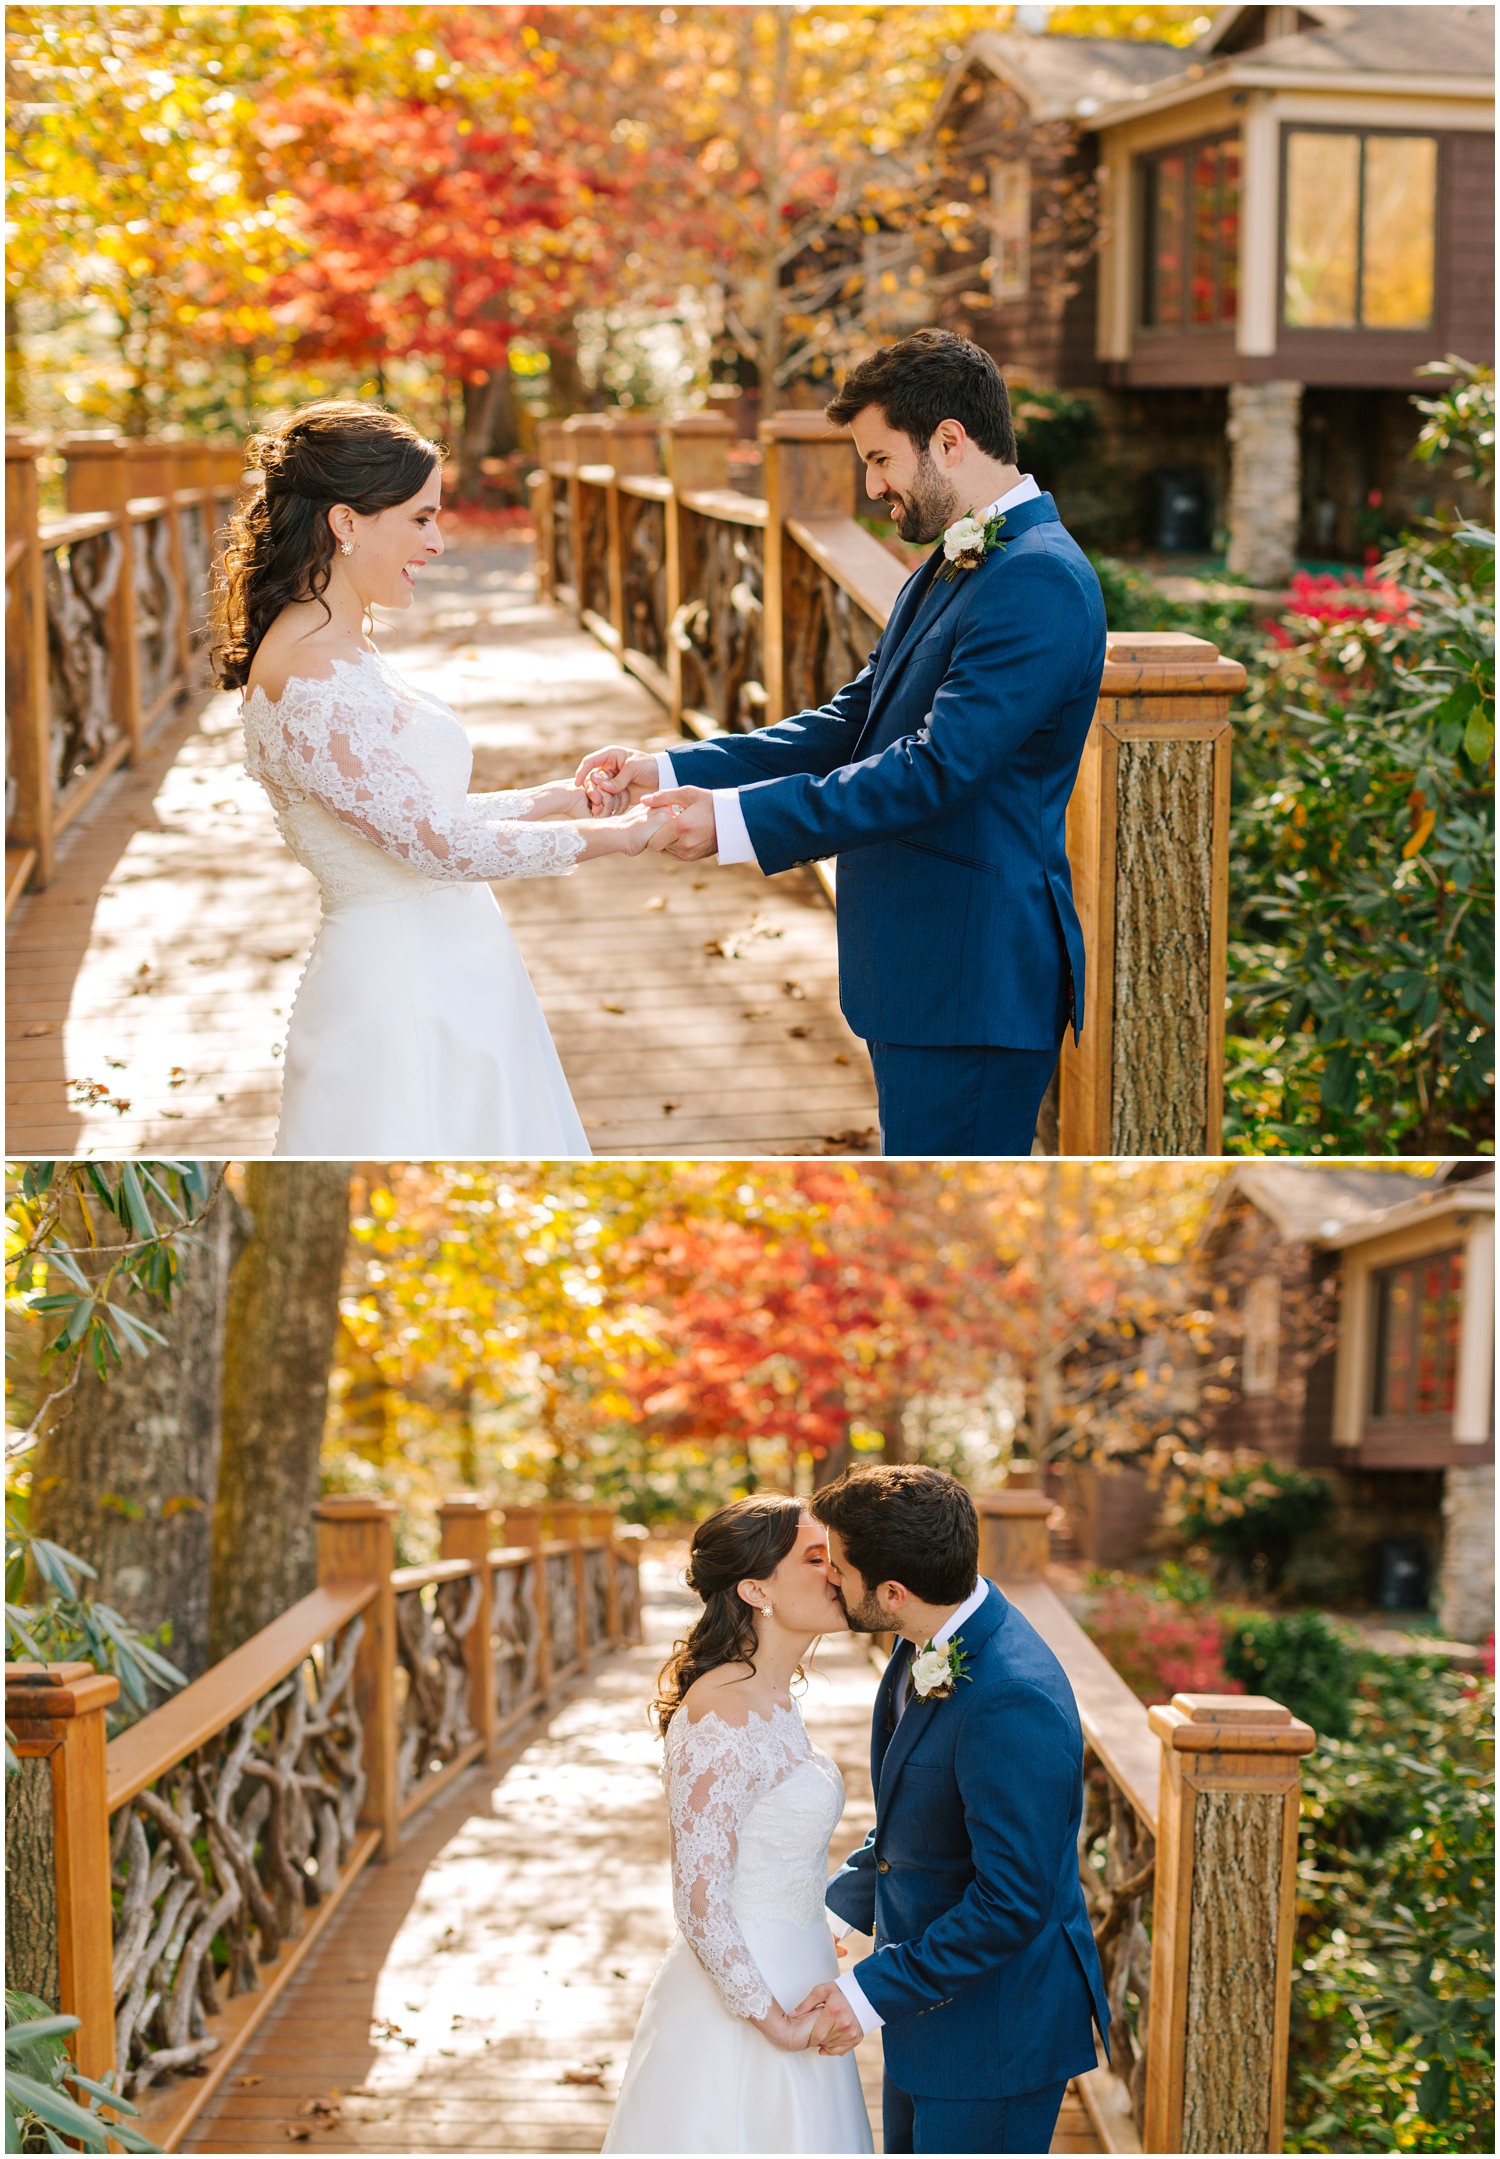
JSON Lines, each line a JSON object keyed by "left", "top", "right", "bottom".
{"left": 1193, "top": 1162, "right": 1494, "bottom": 1636}
{"left": 926, "top": 4, "right": 1494, "bottom": 580}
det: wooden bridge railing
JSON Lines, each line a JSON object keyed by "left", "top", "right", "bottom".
{"left": 978, "top": 1492, "right": 1314, "bottom": 2155}
{"left": 4, "top": 429, "right": 245, "bottom": 916}
{"left": 530, "top": 410, "right": 1243, "bottom": 1156}
{"left": 3, "top": 1494, "right": 644, "bottom": 2152}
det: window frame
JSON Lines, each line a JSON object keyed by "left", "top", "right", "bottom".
{"left": 1278, "top": 122, "right": 1442, "bottom": 336}
{"left": 1137, "top": 128, "right": 1242, "bottom": 335}
{"left": 1367, "top": 1245, "right": 1465, "bottom": 1429}
{"left": 1243, "top": 1273, "right": 1282, "bottom": 1397}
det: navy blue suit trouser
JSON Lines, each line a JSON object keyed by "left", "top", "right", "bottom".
{"left": 883, "top": 2073, "right": 1070, "bottom": 2155}
{"left": 869, "top": 1041, "right": 1061, "bottom": 1156}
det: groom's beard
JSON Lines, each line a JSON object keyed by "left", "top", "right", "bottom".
{"left": 887, "top": 450, "right": 964, "bottom": 547}
{"left": 835, "top": 1582, "right": 892, "bottom": 1634}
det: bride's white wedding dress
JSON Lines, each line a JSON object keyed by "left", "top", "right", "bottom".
{"left": 241, "top": 647, "right": 589, "bottom": 1156}
{"left": 605, "top": 1701, "right": 873, "bottom": 2156}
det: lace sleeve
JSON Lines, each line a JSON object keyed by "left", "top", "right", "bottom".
{"left": 665, "top": 1714, "right": 775, "bottom": 2021}
{"left": 247, "top": 666, "right": 584, "bottom": 883}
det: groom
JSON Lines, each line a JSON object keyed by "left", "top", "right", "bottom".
{"left": 803, "top": 1464, "right": 1109, "bottom": 2156}
{"left": 577, "top": 328, "right": 1107, "bottom": 1155}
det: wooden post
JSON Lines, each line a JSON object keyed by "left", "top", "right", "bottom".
{"left": 61, "top": 431, "right": 144, "bottom": 760}
{"left": 976, "top": 1491, "right": 1054, "bottom": 1582}
{"left": 550, "top": 1502, "right": 592, "bottom": 1660}
{"left": 4, "top": 1662, "right": 121, "bottom": 2083}
{"left": 760, "top": 411, "right": 859, "bottom": 727}
{"left": 1058, "top": 633, "right": 1240, "bottom": 1157}
{"left": 662, "top": 416, "right": 733, "bottom": 729}
{"left": 5, "top": 432, "right": 54, "bottom": 895}
{"left": 589, "top": 1508, "right": 623, "bottom": 1644}
{"left": 314, "top": 1496, "right": 400, "bottom": 1858}
{"left": 603, "top": 412, "right": 661, "bottom": 653}
{"left": 123, "top": 438, "right": 190, "bottom": 713}
{"left": 499, "top": 1505, "right": 553, "bottom": 1704}
{"left": 1144, "top": 1694, "right": 1315, "bottom": 2154}
{"left": 561, "top": 415, "right": 611, "bottom": 625}
{"left": 438, "top": 1495, "right": 498, "bottom": 1761}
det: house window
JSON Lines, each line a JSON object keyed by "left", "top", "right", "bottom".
{"left": 1371, "top": 1248, "right": 1464, "bottom": 1420}
{"left": 1243, "top": 1274, "right": 1281, "bottom": 1396}
{"left": 1141, "top": 134, "right": 1240, "bottom": 330}
{"left": 990, "top": 161, "right": 1031, "bottom": 303}
{"left": 1283, "top": 130, "right": 1437, "bottom": 330}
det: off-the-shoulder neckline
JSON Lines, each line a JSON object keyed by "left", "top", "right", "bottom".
{"left": 242, "top": 645, "right": 387, "bottom": 711}
{"left": 674, "top": 1697, "right": 804, "bottom": 1737}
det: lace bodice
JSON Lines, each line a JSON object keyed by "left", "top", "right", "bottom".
{"left": 664, "top": 1701, "right": 845, "bottom": 2021}
{"left": 241, "top": 648, "right": 583, "bottom": 911}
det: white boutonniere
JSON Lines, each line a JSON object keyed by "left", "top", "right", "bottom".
{"left": 936, "top": 511, "right": 1006, "bottom": 583}
{"left": 909, "top": 1635, "right": 970, "bottom": 1703}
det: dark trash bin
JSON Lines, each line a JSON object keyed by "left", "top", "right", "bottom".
{"left": 1377, "top": 1536, "right": 1430, "bottom": 1611}
{"left": 1152, "top": 468, "right": 1212, "bottom": 552}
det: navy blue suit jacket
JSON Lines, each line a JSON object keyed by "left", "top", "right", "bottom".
{"left": 668, "top": 493, "right": 1106, "bottom": 1050}
{"left": 825, "top": 1581, "right": 1110, "bottom": 2100}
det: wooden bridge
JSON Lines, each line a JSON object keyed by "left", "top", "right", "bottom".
{"left": 6, "top": 1490, "right": 1315, "bottom": 2156}
{"left": 6, "top": 416, "right": 1248, "bottom": 1159}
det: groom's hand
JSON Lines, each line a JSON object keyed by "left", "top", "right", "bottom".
{"left": 794, "top": 1981, "right": 861, "bottom": 2056}
{"left": 642, "top": 786, "right": 717, "bottom": 859}
{"left": 575, "top": 744, "right": 658, "bottom": 815}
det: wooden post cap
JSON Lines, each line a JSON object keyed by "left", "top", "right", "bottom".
{"left": 5, "top": 1663, "right": 121, "bottom": 1717}
{"left": 1149, "top": 1693, "right": 1316, "bottom": 1754}
{"left": 59, "top": 430, "right": 124, "bottom": 453}
{"left": 759, "top": 411, "right": 846, "bottom": 444}
{"left": 664, "top": 413, "right": 733, "bottom": 436}
{"left": 6, "top": 431, "right": 46, "bottom": 459}
{"left": 603, "top": 411, "right": 660, "bottom": 435}
{"left": 976, "top": 1491, "right": 1054, "bottom": 1520}
{"left": 437, "top": 1493, "right": 490, "bottom": 1516}
{"left": 1099, "top": 629, "right": 1246, "bottom": 697}
{"left": 313, "top": 1494, "right": 398, "bottom": 1519}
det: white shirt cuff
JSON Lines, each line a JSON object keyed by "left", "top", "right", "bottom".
{"left": 835, "top": 1969, "right": 883, "bottom": 2036}
{"left": 655, "top": 751, "right": 678, "bottom": 789}
{"left": 825, "top": 1905, "right": 852, "bottom": 1940}
{"left": 712, "top": 789, "right": 758, "bottom": 866}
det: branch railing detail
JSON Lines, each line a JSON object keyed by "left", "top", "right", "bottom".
{"left": 5, "top": 431, "right": 246, "bottom": 913}
{"left": 531, "top": 409, "right": 1244, "bottom": 1156}
{"left": 4, "top": 1494, "right": 643, "bottom": 2152}
{"left": 977, "top": 1491, "right": 1314, "bottom": 2156}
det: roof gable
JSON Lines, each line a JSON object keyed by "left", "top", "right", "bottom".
{"left": 1199, "top": 1164, "right": 1440, "bottom": 1252}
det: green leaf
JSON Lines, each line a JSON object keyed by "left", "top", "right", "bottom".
{"left": 1414, "top": 2061, "right": 1450, "bottom": 2120}
{"left": 1461, "top": 700, "right": 1494, "bottom": 766}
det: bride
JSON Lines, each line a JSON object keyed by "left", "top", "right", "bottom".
{"left": 214, "top": 399, "right": 674, "bottom": 1156}
{"left": 605, "top": 1497, "right": 873, "bottom": 2156}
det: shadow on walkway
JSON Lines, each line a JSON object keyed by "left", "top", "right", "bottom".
{"left": 5, "top": 545, "right": 878, "bottom": 1158}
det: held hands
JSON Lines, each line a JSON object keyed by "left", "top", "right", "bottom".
{"left": 755, "top": 1991, "right": 857, "bottom": 2055}
{"left": 791, "top": 1981, "right": 862, "bottom": 2057}
{"left": 575, "top": 744, "right": 660, "bottom": 816}
{"left": 642, "top": 786, "right": 717, "bottom": 859}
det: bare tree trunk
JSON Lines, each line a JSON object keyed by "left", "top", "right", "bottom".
{"left": 208, "top": 1164, "right": 351, "bottom": 1662}
{"left": 28, "top": 1172, "right": 238, "bottom": 1680}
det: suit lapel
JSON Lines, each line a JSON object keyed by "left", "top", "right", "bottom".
{"left": 871, "top": 1638, "right": 912, "bottom": 1794}
{"left": 871, "top": 550, "right": 942, "bottom": 695}
{"left": 873, "top": 1582, "right": 1012, "bottom": 1811}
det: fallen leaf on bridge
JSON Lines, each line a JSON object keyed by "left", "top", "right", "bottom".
{"left": 601, "top": 1002, "right": 626, "bottom": 1014}
{"left": 560, "top": 2064, "right": 609, "bottom": 2087}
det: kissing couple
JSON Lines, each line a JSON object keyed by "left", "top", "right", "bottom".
{"left": 603, "top": 1466, "right": 1110, "bottom": 2156}
{"left": 222, "top": 328, "right": 1104, "bottom": 1159}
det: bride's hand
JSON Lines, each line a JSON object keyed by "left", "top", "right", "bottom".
{"left": 574, "top": 803, "right": 681, "bottom": 859}
{"left": 754, "top": 2003, "right": 820, "bottom": 2053}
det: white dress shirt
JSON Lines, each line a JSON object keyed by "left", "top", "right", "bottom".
{"left": 830, "top": 1576, "right": 992, "bottom": 2039}
{"left": 657, "top": 477, "right": 1043, "bottom": 866}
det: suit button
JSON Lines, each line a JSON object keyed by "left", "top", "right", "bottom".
{"left": 877, "top": 1859, "right": 890, "bottom": 1873}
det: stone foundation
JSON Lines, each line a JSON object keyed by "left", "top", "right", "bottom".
{"left": 1439, "top": 1464, "right": 1495, "bottom": 1643}
{"left": 1227, "top": 381, "right": 1303, "bottom": 586}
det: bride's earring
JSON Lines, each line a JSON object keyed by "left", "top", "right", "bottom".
{"left": 339, "top": 539, "right": 353, "bottom": 556}
{"left": 760, "top": 1604, "right": 773, "bottom": 1619}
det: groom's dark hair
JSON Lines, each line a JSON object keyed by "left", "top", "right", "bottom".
{"left": 824, "top": 329, "right": 1016, "bottom": 464}
{"left": 811, "top": 1464, "right": 978, "bottom": 1605}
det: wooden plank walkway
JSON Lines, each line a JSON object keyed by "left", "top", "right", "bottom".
{"left": 182, "top": 1557, "right": 1098, "bottom": 2155}
{"left": 5, "top": 543, "right": 878, "bottom": 1159}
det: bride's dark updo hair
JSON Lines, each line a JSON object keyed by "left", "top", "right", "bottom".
{"left": 212, "top": 399, "right": 445, "bottom": 690}
{"left": 653, "top": 1495, "right": 803, "bottom": 1735}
